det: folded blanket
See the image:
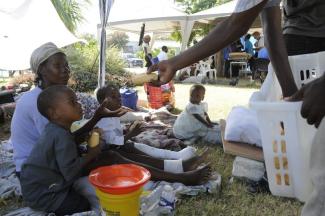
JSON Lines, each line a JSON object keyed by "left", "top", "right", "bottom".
{"left": 225, "top": 106, "right": 262, "bottom": 147}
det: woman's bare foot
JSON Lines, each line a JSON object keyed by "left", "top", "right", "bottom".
{"left": 183, "top": 163, "right": 212, "bottom": 185}
{"left": 183, "top": 147, "right": 209, "bottom": 171}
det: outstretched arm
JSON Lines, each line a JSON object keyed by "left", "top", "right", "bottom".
{"left": 204, "top": 112, "right": 214, "bottom": 125}
{"left": 73, "top": 99, "right": 128, "bottom": 144}
{"left": 193, "top": 114, "right": 213, "bottom": 128}
{"left": 149, "top": 0, "right": 268, "bottom": 83}
{"left": 261, "top": 6, "right": 298, "bottom": 97}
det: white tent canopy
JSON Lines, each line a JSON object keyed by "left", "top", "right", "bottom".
{"left": 106, "top": 0, "right": 193, "bottom": 51}
{"left": 0, "top": 0, "right": 80, "bottom": 70}
{"left": 106, "top": 0, "right": 242, "bottom": 51}
{"left": 189, "top": 0, "right": 237, "bottom": 22}
{"left": 190, "top": 0, "right": 262, "bottom": 28}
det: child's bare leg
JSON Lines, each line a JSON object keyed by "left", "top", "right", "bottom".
{"left": 85, "top": 150, "right": 212, "bottom": 185}
{"left": 182, "top": 147, "right": 209, "bottom": 171}
{"left": 114, "top": 150, "right": 164, "bottom": 170}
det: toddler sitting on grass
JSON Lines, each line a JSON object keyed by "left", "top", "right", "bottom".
{"left": 173, "top": 84, "right": 221, "bottom": 145}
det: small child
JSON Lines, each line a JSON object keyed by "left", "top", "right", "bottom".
{"left": 173, "top": 84, "right": 221, "bottom": 145}
{"left": 20, "top": 85, "right": 101, "bottom": 215}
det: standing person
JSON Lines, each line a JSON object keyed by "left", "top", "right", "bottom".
{"left": 157, "top": 46, "right": 169, "bottom": 61}
{"left": 244, "top": 34, "right": 254, "bottom": 57}
{"left": 143, "top": 35, "right": 153, "bottom": 68}
{"left": 252, "top": 31, "right": 265, "bottom": 57}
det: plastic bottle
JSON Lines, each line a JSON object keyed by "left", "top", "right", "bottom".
{"left": 141, "top": 185, "right": 164, "bottom": 216}
{"left": 88, "top": 132, "right": 99, "bottom": 147}
{"left": 158, "top": 185, "right": 176, "bottom": 215}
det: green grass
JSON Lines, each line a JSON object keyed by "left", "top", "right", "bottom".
{"left": 136, "top": 83, "right": 303, "bottom": 216}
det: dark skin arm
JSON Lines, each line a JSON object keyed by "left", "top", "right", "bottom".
{"left": 204, "top": 112, "right": 214, "bottom": 125}
{"left": 260, "top": 6, "right": 298, "bottom": 97}
{"left": 124, "top": 121, "right": 144, "bottom": 143}
{"left": 148, "top": 0, "right": 268, "bottom": 83}
{"left": 80, "top": 144, "right": 101, "bottom": 166}
{"left": 193, "top": 114, "right": 213, "bottom": 128}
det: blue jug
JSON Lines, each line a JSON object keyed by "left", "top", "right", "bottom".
{"left": 119, "top": 88, "right": 138, "bottom": 110}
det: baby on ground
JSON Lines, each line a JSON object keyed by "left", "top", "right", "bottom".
{"left": 173, "top": 84, "right": 221, "bottom": 145}
{"left": 95, "top": 84, "right": 210, "bottom": 174}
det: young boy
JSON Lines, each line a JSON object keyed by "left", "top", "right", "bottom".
{"left": 173, "top": 84, "right": 221, "bottom": 145}
{"left": 20, "top": 85, "right": 101, "bottom": 215}
{"left": 143, "top": 35, "right": 152, "bottom": 68}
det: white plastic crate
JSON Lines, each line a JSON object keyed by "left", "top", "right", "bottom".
{"left": 250, "top": 51, "right": 325, "bottom": 202}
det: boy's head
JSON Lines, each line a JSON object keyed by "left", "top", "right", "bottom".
{"left": 162, "top": 46, "right": 168, "bottom": 53}
{"left": 143, "top": 35, "right": 151, "bottom": 43}
{"left": 252, "top": 31, "right": 261, "bottom": 40}
{"left": 190, "top": 84, "right": 205, "bottom": 104}
{"left": 96, "top": 84, "right": 122, "bottom": 111}
{"left": 37, "top": 85, "right": 83, "bottom": 123}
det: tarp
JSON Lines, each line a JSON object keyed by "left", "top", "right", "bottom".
{"left": 106, "top": 0, "right": 193, "bottom": 51}
{"left": 0, "top": 0, "right": 80, "bottom": 70}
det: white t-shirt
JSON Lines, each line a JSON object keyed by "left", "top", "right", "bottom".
{"left": 234, "top": 0, "right": 280, "bottom": 13}
{"left": 10, "top": 87, "right": 48, "bottom": 172}
{"left": 157, "top": 51, "right": 168, "bottom": 61}
{"left": 95, "top": 117, "right": 124, "bottom": 145}
{"left": 257, "top": 35, "right": 265, "bottom": 48}
{"left": 173, "top": 102, "right": 209, "bottom": 139}
{"left": 143, "top": 42, "right": 152, "bottom": 54}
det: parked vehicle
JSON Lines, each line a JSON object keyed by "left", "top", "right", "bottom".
{"left": 122, "top": 53, "right": 143, "bottom": 68}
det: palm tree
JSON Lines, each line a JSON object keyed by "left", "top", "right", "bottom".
{"left": 51, "top": 0, "right": 90, "bottom": 34}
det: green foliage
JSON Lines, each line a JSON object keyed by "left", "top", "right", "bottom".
{"left": 63, "top": 36, "right": 130, "bottom": 92}
{"left": 9, "top": 73, "right": 35, "bottom": 87}
{"left": 105, "top": 45, "right": 127, "bottom": 76}
{"left": 135, "top": 50, "right": 145, "bottom": 60}
{"left": 68, "top": 70, "right": 97, "bottom": 92}
{"left": 173, "top": 0, "right": 232, "bottom": 45}
{"left": 107, "top": 31, "right": 130, "bottom": 50}
{"left": 51, "top": 0, "right": 89, "bottom": 34}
